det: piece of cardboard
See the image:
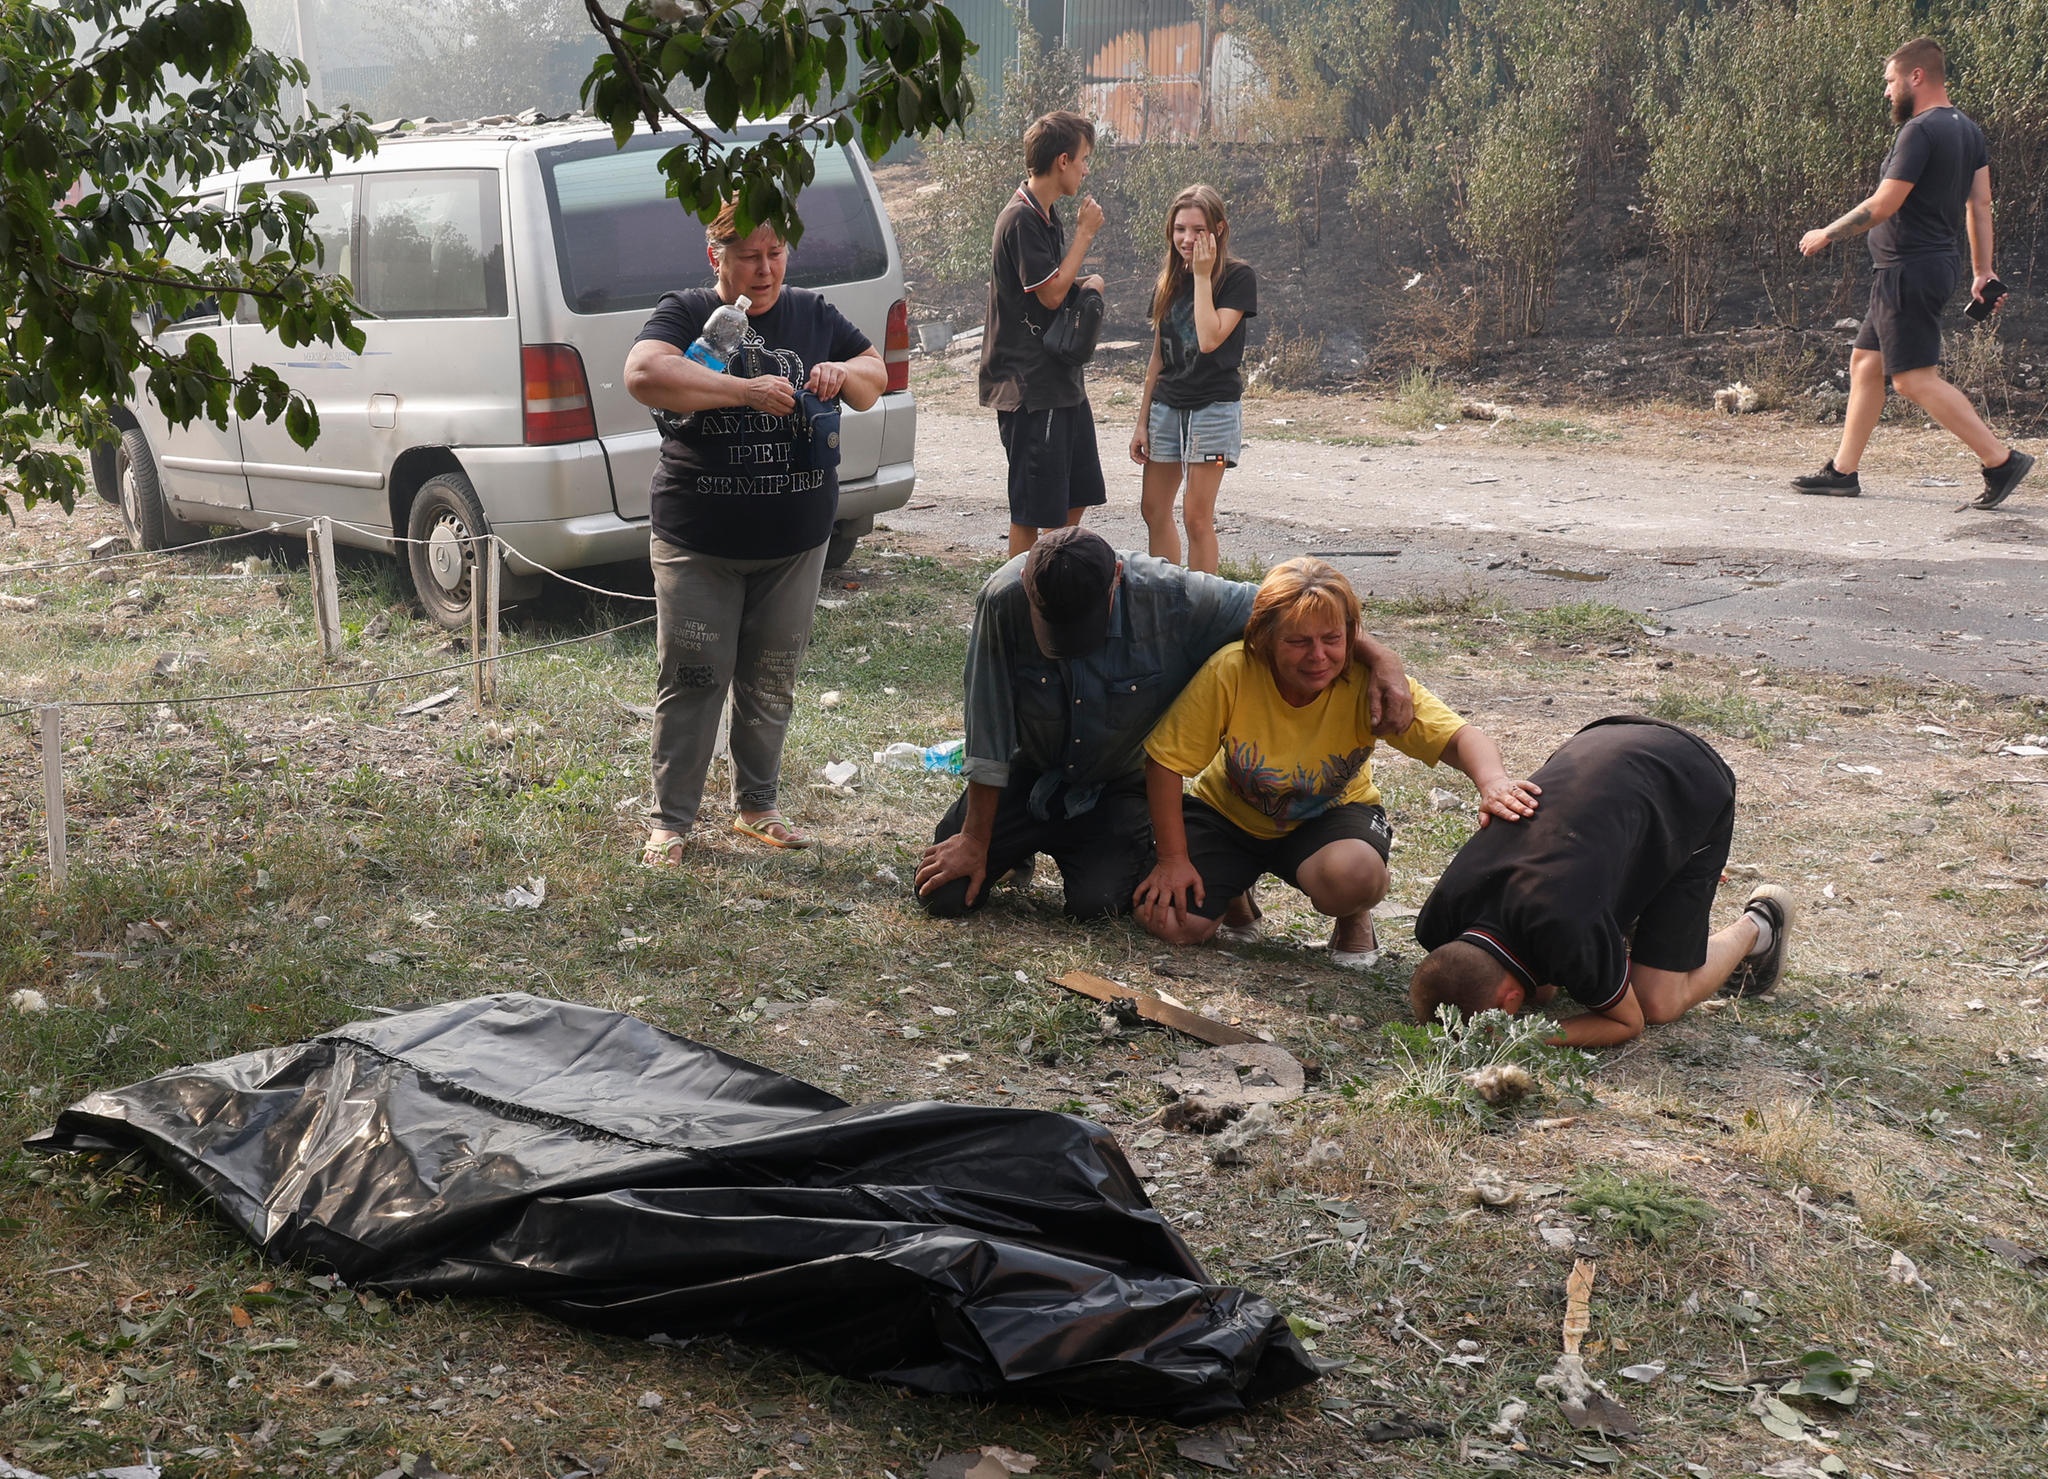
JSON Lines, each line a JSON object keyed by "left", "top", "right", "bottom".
{"left": 1051, "top": 971, "right": 1259, "bottom": 1047}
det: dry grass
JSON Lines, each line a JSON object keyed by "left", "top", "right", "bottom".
{"left": 3, "top": 496, "right": 2047, "bottom": 1477}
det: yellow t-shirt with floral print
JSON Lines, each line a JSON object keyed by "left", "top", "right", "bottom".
{"left": 1144, "top": 643, "right": 1467, "bottom": 840}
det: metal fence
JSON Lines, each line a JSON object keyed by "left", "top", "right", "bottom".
{"left": 950, "top": 0, "right": 1273, "bottom": 146}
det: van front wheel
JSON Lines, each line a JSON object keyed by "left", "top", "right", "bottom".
{"left": 406, "top": 472, "right": 490, "bottom": 630}
{"left": 116, "top": 429, "right": 200, "bottom": 549}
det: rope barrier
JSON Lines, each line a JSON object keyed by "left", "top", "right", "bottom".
{"left": 0, "top": 518, "right": 320, "bottom": 577}
{"left": 9, "top": 615, "right": 654, "bottom": 713}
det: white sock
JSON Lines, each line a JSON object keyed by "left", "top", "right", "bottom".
{"left": 1745, "top": 909, "right": 1774, "bottom": 956}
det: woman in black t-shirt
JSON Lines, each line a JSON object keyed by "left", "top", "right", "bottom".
{"left": 1130, "top": 185, "right": 1258, "bottom": 574}
{"left": 624, "top": 202, "right": 885, "bottom": 864}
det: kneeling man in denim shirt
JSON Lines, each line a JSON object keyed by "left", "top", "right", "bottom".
{"left": 915, "top": 528, "right": 1415, "bottom": 919}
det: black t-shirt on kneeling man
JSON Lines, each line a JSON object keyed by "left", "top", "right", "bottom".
{"left": 636, "top": 286, "right": 871, "bottom": 559}
{"left": 1414, "top": 716, "right": 1737, "bottom": 1010}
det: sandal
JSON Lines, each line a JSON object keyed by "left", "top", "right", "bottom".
{"left": 641, "top": 833, "right": 688, "bottom": 867}
{"left": 733, "top": 812, "right": 811, "bottom": 850}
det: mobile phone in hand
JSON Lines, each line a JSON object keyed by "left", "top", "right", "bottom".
{"left": 1966, "top": 277, "right": 2008, "bottom": 321}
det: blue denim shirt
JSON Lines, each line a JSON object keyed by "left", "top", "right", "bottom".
{"left": 961, "top": 553, "right": 1258, "bottom": 819}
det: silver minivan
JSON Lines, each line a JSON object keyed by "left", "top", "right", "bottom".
{"left": 97, "top": 119, "right": 917, "bottom": 626}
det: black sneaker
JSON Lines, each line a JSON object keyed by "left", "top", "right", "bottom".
{"left": 1971, "top": 448, "right": 2036, "bottom": 510}
{"left": 1723, "top": 885, "right": 1795, "bottom": 998}
{"left": 1791, "top": 461, "right": 1861, "bottom": 497}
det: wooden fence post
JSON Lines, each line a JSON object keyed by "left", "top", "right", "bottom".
{"left": 471, "top": 536, "right": 500, "bottom": 708}
{"left": 307, "top": 516, "right": 343, "bottom": 660}
{"left": 39, "top": 705, "right": 66, "bottom": 885}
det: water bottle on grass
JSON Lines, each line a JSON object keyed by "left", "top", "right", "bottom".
{"left": 875, "top": 740, "right": 965, "bottom": 773}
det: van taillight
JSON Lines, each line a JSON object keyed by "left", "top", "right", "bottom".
{"left": 884, "top": 298, "right": 910, "bottom": 394}
{"left": 522, "top": 344, "right": 598, "bottom": 445}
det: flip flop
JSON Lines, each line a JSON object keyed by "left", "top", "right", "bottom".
{"left": 1214, "top": 891, "right": 1263, "bottom": 945}
{"left": 641, "top": 834, "right": 688, "bottom": 867}
{"left": 733, "top": 813, "right": 811, "bottom": 850}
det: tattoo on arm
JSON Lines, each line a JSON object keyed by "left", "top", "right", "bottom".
{"left": 1826, "top": 204, "right": 1874, "bottom": 243}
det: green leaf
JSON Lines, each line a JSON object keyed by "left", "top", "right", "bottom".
{"left": 1778, "top": 1348, "right": 1863, "bottom": 1407}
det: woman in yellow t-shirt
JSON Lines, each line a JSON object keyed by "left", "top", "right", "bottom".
{"left": 1135, "top": 558, "right": 1538, "bottom": 965}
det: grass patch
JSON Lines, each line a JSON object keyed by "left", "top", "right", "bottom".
{"left": 1647, "top": 684, "right": 1806, "bottom": 746}
{"left": 1566, "top": 1169, "right": 1713, "bottom": 1245}
{"left": 1364, "top": 1007, "right": 1593, "bottom": 1126}
{"left": 1382, "top": 367, "right": 1461, "bottom": 429}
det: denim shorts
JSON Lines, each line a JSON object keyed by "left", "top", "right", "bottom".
{"left": 1147, "top": 400, "right": 1243, "bottom": 468}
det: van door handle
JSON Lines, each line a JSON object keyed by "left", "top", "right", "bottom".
{"left": 369, "top": 394, "right": 398, "bottom": 429}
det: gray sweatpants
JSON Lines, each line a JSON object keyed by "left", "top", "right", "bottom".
{"left": 650, "top": 535, "right": 829, "bottom": 831}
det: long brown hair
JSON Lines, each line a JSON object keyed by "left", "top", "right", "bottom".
{"left": 1149, "top": 184, "right": 1240, "bottom": 329}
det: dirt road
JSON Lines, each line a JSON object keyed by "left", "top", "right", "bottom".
{"left": 889, "top": 381, "right": 2048, "bottom": 694}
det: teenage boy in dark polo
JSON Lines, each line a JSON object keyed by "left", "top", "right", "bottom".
{"left": 979, "top": 110, "right": 1109, "bottom": 559}
{"left": 1408, "top": 717, "right": 1796, "bottom": 1049}
{"left": 915, "top": 529, "right": 1415, "bottom": 920}
{"left": 1791, "top": 35, "right": 2032, "bottom": 509}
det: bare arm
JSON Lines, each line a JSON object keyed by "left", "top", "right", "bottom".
{"left": 1190, "top": 270, "right": 1245, "bottom": 355}
{"left": 1799, "top": 178, "right": 1914, "bottom": 256}
{"left": 915, "top": 781, "right": 1002, "bottom": 906}
{"left": 808, "top": 346, "right": 887, "bottom": 411}
{"left": 1130, "top": 335, "right": 1164, "bottom": 464}
{"left": 625, "top": 338, "right": 793, "bottom": 416}
{"left": 1439, "top": 724, "right": 1541, "bottom": 825}
{"left": 1967, "top": 164, "right": 1995, "bottom": 292}
{"left": 1349, "top": 631, "right": 1414, "bottom": 735}
{"left": 1132, "top": 758, "right": 1205, "bottom": 926}
{"left": 1548, "top": 988, "right": 1645, "bottom": 1049}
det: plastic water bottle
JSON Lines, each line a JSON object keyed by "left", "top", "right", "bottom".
{"left": 874, "top": 740, "right": 965, "bottom": 773}
{"left": 685, "top": 294, "right": 752, "bottom": 372}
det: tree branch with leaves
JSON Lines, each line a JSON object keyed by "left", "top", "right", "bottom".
{"left": 577, "top": 0, "right": 976, "bottom": 244}
{"left": 0, "top": 0, "right": 376, "bottom": 518}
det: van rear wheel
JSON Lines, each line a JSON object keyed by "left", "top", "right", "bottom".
{"left": 406, "top": 472, "right": 491, "bottom": 630}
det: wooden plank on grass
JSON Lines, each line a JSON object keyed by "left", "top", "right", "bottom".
{"left": 1051, "top": 970, "right": 1258, "bottom": 1046}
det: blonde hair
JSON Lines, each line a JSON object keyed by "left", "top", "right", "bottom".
{"left": 1150, "top": 184, "right": 1241, "bottom": 329}
{"left": 1241, "top": 557, "right": 1359, "bottom": 674}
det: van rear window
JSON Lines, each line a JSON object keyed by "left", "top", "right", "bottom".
{"left": 538, "top": 131, "right": 890, "bottom": 314}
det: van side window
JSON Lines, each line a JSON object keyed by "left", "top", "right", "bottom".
{"left": 360, "top": 171, "right": 508, "bottom": 320}
{"left": 162, "top": 192, "right": 227, "bottom": 325}
{"left": 239, "top": 178, "right": 358, "bottom": 324}
{"left": 537, "top": 135, "right": 888, "bottom": 314}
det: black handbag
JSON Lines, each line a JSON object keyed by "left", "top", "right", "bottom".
{"left": 789, "top": 388, "right": 842, "bottom": 474}
{"left": 1040, "top": 283, "right": 1105, "bottom": 368}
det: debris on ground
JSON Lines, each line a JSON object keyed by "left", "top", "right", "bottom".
{"left": 1713, "top": 381, "right": 1761, "bottom": 414}
{"left": 1463, "top": 1063, "right": 1535, "bottom": 1106}
{"left": 1886, "top": 1248, "right": 1933, "bottom": 1292}
{"left": 1174, "top": 1430, "right": 1254, "bottom": 1471}
{"left": 150, "top": 649, "right": 210, "bottom": 677}
{"left": 1984, "top": 1234, "right": 2048, "bottom": 1272}
{"left": 1054, "top": 971, "right": 1258, "bottom": 1047}
{"left": 1152, "top": 1043, "right": 1305, "bottom": 1107}
{"left": 1154, "top": 1097, "right": 1243, "bottom": 1135}
{"left": 1468, "top": 1172, "right": 1518, "bottom": 1209}
{"left": 1537, "top": 1260, "right": 1642, "bottom": 1438}
{"left": 820, "top": 689, "right": 844, "bottom": 708}
{"left": 926, "top": 1446, "right": 1038, "bottom": 1479}
{"left": 0, "top": 592, "right": 38, "bottom": 611}
{"left": 1362, "top": 1413, "right": 1450, "bottom": 1443}
{"left": 1457, "top": 399, "right": 1515, "bottom": 422}
{"left": 1206, "top": 1102, "right": 1283, "bottom": 1166}
{"left": 8, "top": 989, "right": 50, "bottom": 1014}
{"left": 820, "top": 759, "right": 859, "bottom": 789}
{"left": 500, "top": 877, "right": 547, "bottom": 910}
{"left": 397, "top": 686, "right": 461, "bottom": 716}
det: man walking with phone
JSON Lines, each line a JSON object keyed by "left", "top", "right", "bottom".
{"left": 1792, "top": 36, "right": 2031, "bottom": 510}
{"left": 980, "top": 110, "right": 1110, "bottom": 558}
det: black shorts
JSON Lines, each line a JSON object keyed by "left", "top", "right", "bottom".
{"left": 998, "top": 402, "right": 1108, "bottom": 529}
{"left": 1181, "top": 797, "right": 1393, "bottom": 920}
{"left": 1626, "top": 790, "right": 1735, "bottom": 977}
{"left": 1853, "top": 256, "right": 1958, "bottom": 376}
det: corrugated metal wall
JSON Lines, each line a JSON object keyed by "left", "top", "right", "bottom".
{"left": 948, "top": 0, "right": 1270, "bottom": 145}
